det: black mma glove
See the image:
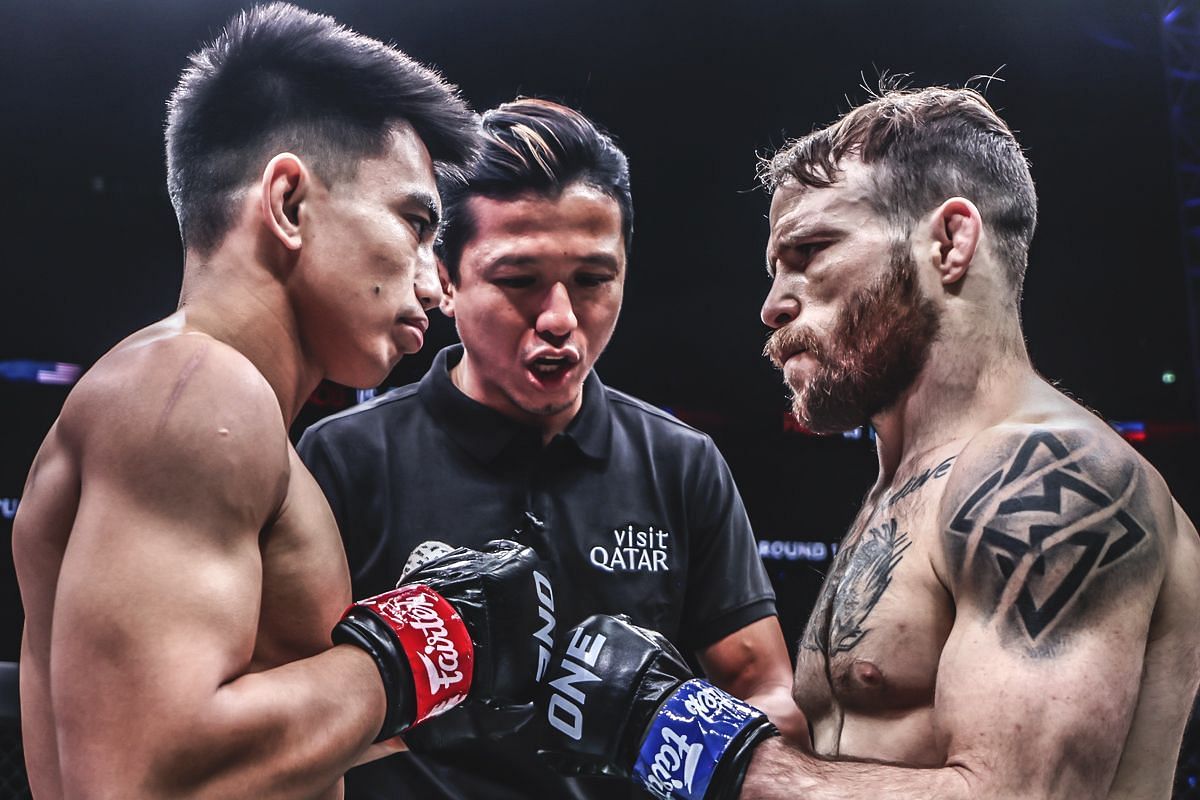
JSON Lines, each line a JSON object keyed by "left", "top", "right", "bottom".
{"left": 333, "top": 539, "right": 555, "bottom": 741}
{"left": 401, "top": 537, "right": 557, "bottom": 756}
{"left": 537, "top": 614, "right": 778, "bottom": 800}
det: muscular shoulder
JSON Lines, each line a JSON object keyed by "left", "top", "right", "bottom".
{"left": 935, "top": 420, "right": 1168, "bottom": 652}
{"left": 62, "top": 333, "right": 290, "bottom": 524}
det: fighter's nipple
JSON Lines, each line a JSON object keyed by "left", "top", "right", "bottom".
{"left": 850, "top": 659, "right": 884, "bottom": 688}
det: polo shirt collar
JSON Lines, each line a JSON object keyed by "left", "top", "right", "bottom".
{"left": 418, "top": 345, "right": 612, "bottom": 463}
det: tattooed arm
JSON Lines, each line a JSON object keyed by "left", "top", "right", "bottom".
{"left": 741, "top": 424, "right": 1167, "bottom": 799}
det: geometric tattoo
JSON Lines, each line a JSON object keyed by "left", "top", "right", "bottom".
{"left": 948, "top": 431, "right": 1148, "bottom": 643}
{"left": 803, "top": 518, "right": 911, "bottom": 654}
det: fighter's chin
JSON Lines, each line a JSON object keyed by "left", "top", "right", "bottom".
{"left": 333, "top": 353, "right": 399, "bottom": 390}
{"left": 791, "top": 393, "right": 868, "bottom": 436}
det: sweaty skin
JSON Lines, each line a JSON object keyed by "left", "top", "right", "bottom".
{"left": 749, "top": 160, "right": 1200, "bottom": 798}
{"left": 781, "top": 403, "right": 1200, "bottom": 798}
{"left": 14, "top": 124, "right": 439, "bottom": 799}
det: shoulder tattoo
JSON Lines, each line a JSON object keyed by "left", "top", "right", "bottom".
{"left": 945, "top": 430, "right": 1157, "bottom": 651}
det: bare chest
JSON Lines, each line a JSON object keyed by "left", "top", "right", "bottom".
{"left": 252, "top": 451, "right": 353, "bottom": 671}
{"left": 795, "top": 455, "right": 957, "bottom": 722}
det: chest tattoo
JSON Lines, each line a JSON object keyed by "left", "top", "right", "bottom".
{"left": 803, "top": 518, "right": 912, "bottom": 655}
{"left": 885, "top": 455, "right": 955, "bottom": 508}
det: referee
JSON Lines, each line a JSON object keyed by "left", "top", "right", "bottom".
{"left": 297, "top": 98, "right": 804, "bottom": 800}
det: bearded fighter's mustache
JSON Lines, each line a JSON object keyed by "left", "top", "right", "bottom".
{"left": 764, "top": 325, "right": 819, "bottom": 370}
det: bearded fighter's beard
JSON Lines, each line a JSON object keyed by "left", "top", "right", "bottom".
{"left": 765, "top": 251, "right": 941, "bottom": 434}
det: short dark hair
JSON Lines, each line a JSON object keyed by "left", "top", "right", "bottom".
{"left": 166, "top": 2, "right": 477, "bottom": 254}
{"left": 436, "top": 98, "right": 633, "bottom": 283}
{"left": 761, "top": 84, "right": 1038, "bottom": 295}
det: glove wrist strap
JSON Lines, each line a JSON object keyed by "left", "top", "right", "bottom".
{"left": 354, "top": 584, "right": 475, "bottom": 726}
{"left": 632, "top": 679, "right": 767, "bottom": 800}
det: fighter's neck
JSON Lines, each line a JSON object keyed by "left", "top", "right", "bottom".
{"left": 176, "top": 252, "right": 319, "bottom": 424}
{"left": 869, "top": 326, "right": 1037, "bottom": 482}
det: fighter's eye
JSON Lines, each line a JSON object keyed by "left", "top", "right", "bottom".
{"left": 793, "top": 241, "right": 826, "bottom": 265}
{"left": 406, "top": 215, "right": 434, "bottom": 241}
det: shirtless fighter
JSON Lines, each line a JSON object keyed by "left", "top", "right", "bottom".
{"left": 532, "top": 86, "right": 1200, "bottom": 799}
{"left": 13, "top": 5, "right": 553, "bottom": 798}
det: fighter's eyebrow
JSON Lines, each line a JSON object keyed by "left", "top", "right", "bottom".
{"left": 401, "top": 190, "right": 441, "bottom": 231}
{"left": 775, "top": 223, "right": 842, "bottom": 247}
{"left": 767, "top": 223, "right": 843, "bottom": 277}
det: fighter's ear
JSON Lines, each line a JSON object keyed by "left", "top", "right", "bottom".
{"left": 928, "top": 197, "right": 981, "bottom": 287}
{"left": 437, "top": 259, "right": 456, "bottom": 318}
{"left": 259, "top": 153, "right": 309, "bottom": 251}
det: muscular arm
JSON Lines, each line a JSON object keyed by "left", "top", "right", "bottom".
{"left": 698, "top": 617, "right": 810, "bottom": 746}
{"left": 741, "top": 425, "right": 1166, "bottom": 799}
{"left": 50, "top": 342, "right": 386, "bottom": 799}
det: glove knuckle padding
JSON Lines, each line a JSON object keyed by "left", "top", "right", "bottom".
{"left": 538, "top": 615, "right": 692, "bottom": 777}
{"left": 538, "top": 615, "right": 778, "bottom": 800}
{"left": 402, "top": 541, "right": 547, "bottom": 702}
{"left": 335, "top": 539, "right": 555, "bottom": 744}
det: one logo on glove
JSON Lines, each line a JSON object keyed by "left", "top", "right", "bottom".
{"left": 533, "top": 570, "right": 556, "bottom": 683}
{"left": 545, "top": 626, "right": 607, "bottom": 740}
{"left": 363, "top": 585, "right": 475, "bottom": 725}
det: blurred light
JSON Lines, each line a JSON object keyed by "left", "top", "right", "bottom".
{"left": 842, "top": 426, "right": 877, "bottom": 441}
{"left": 0, "top": 498, "right": 17, "bottom": 521}
{"left": 0, "top": 360, "right": 81, "bottom": 386}
{"left": 1164, "top": 5, "right": 1183, "bottom": 25}
{"left": 356, "top": 388, "right": 377, "bottom": 404}
{"left": 782, "top": 413, "right": 812, "bottom": 434}
{"left": 1110, "top": 420, "right": 1147, "bottom": 443}
{"left": 1162, "top": 370, "right": 1177, "bottom": 384}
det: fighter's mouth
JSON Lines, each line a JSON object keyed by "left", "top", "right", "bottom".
{"left": 769, "top": 346, "right": 806, "bottom": 370}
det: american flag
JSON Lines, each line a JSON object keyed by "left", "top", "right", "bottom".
{"left": 0, "top": 360, "right": 82, "bottom": 386}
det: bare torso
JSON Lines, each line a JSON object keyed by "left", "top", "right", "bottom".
{"left": 793, "top": 392, "right": 1200, "bottom": 798}
{"left": 14, "top": 320, "right": 358, "bottom": 798}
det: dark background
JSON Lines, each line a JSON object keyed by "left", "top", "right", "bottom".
{"left": 1, "top": 0, "right": 1197, "bottom": 772}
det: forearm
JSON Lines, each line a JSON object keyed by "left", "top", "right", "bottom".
{"left": 743, "top": 683, "right": 810, "bottom": 747}
{"left": 741, "top": 737, "right": 974, "bottom": 800}
{"left": 145, "top": 645, "right": 386, "bottom": 799}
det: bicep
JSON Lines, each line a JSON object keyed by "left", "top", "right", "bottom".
{"left": 55, "top": 474, "right": 264, "bottom": 686}
{"left": 51, "top": 400, "right": 284, "bottom": 769}
{"left": 935, "top": 603, "right": 1148, "bottom": 795}
{"left": 933, "top": 426, "right": 1164, "bottom": 796}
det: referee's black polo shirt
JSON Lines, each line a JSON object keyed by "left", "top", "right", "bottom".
{"left": 298, "top": 344, "right": 776, "bottom": 800}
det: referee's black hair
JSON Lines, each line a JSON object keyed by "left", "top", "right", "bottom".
{"left": 436, "top": 98, "right": 633, "bottom": 283}
{"left": 166, "top": 2, "right": 477, "bottom": 254}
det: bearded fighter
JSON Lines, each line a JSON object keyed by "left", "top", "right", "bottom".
{"left": 531, "top": 85, "right": 1200, "bottom": 800}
